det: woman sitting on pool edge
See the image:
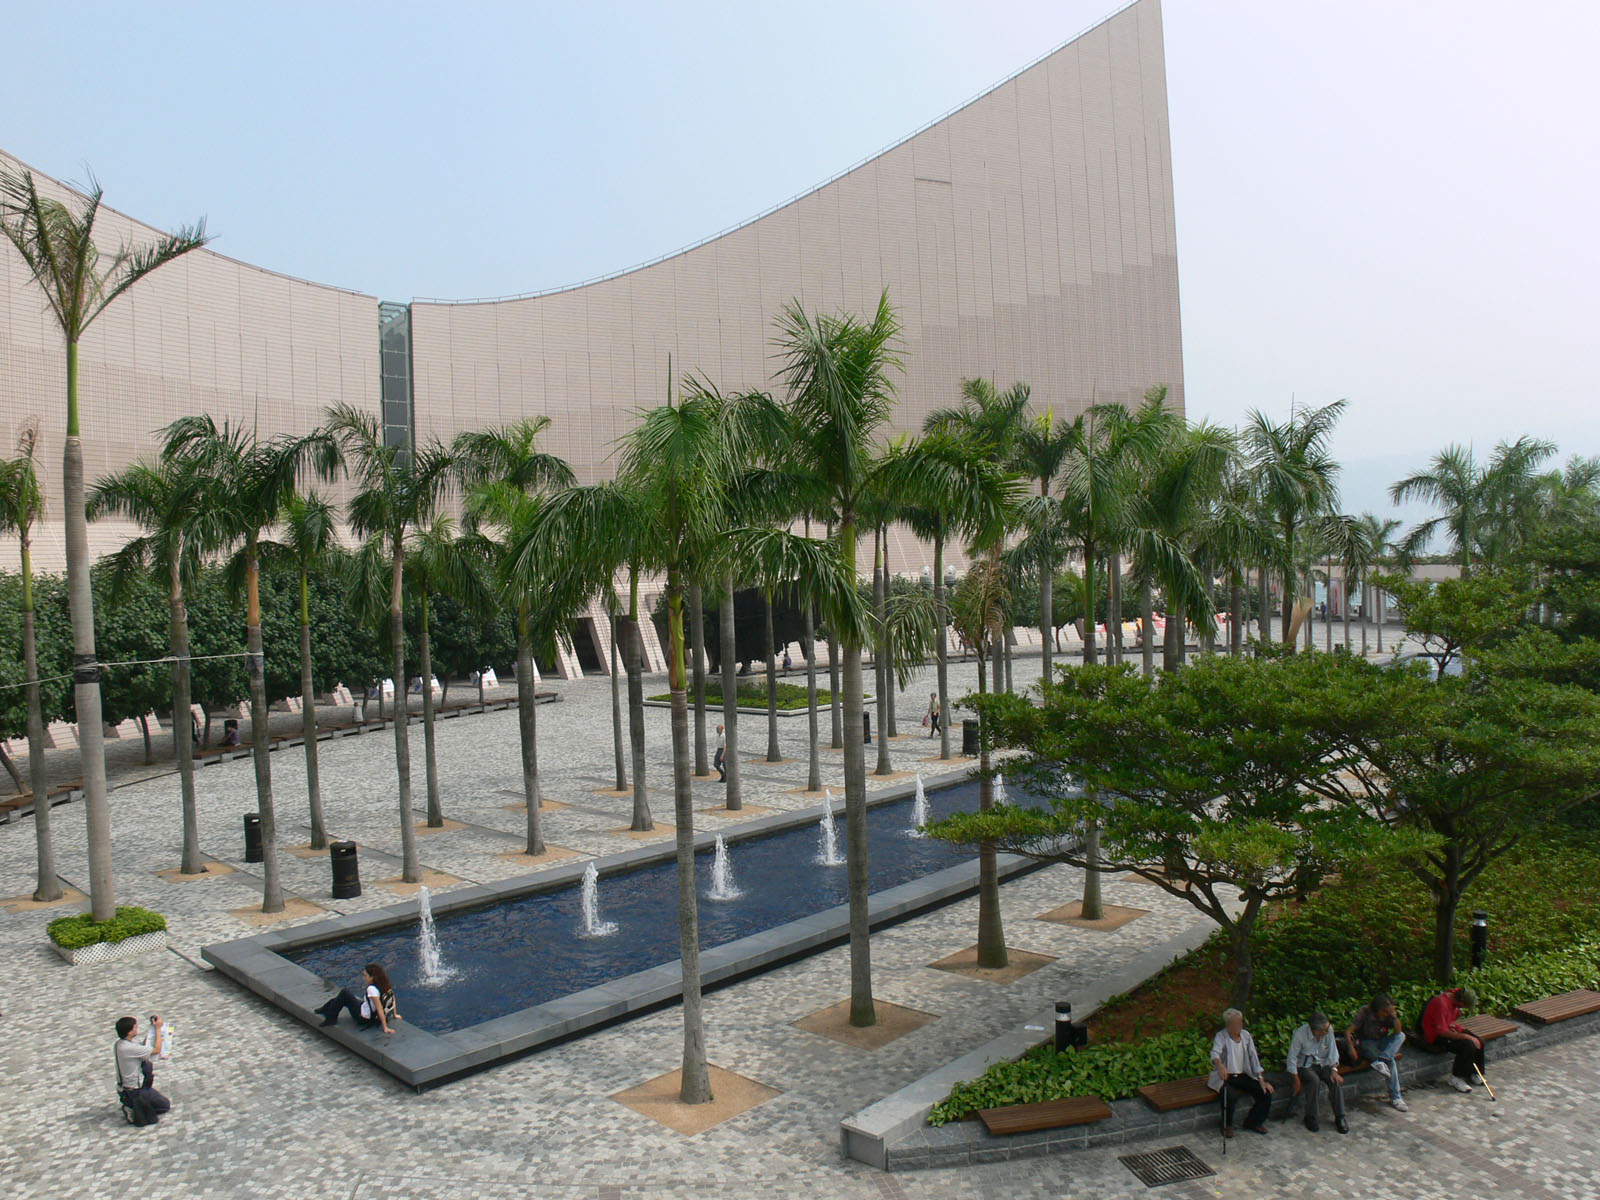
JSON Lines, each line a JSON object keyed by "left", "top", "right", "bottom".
{"left": 315, "top": 963, "right": 400, "bottom": 1034}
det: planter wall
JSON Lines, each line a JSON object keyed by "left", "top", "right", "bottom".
{"left": 52, "top": 931, "right": 168, "bottom": 967}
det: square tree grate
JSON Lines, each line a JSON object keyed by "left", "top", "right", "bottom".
{"left": 1119, "top": 1145, "right": 1216, "bottom": 1188}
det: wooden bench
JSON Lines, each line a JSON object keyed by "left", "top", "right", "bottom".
{"left": 1459, "top": 1014, "right": 1519, "bottom": 1042}
{"left": 1512, "top": 989, "right": 1600, "bottom": 1026}
{"left": 977, "top": 1095, "right": 1113, "bottom": 1135}
{"left": 1138, "top": 1075, "right": 1215, "bottom": 1112}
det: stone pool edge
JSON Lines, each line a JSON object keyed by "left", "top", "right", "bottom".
{"left": 202, "top": 775, "right": 1038, "bottom": 1089}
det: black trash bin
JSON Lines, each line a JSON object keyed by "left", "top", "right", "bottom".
{"left": 243, "top": 813, "right": 263, "bottom": 863}
{"left": 962, "top": 718, "right": 979, "bottom": 757}
{"left": 863, "top": 712, "right": 872, "bottom": 744}
{"left": 330, "top": 840, "right": 361, "bottom": 899}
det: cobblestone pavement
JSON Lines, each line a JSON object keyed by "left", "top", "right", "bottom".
{"left": 4, "top": 652, "right": 1593, "bottom": 1199}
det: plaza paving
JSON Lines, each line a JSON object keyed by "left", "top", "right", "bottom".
{"left": 3, "top": 647, "right": 1595, "bottom": 1199}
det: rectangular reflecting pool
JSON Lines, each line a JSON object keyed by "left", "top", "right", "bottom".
{"left": 203, "top": 777, "right": 1041, "bottom": 1086}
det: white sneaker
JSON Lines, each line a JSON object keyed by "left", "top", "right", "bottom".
{"left": 1372, "top": 1060, "right": 1392, "bottom": 1080}
{"left": 1447, "top": 1075, "right": 1472, "bottom": 1093}
{"left": 1391, "top": 1097, "right": 1409, "bottom": 1112}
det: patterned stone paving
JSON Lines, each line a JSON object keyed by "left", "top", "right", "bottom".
{"left": 2, "top": 653, "right": 1596, "bottom": 1198}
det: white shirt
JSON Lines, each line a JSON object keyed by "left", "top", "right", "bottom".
{"left": 116, "top": 1038, "right": 151, "bottom": 1090}
{"left": 359, "top": 983, "right": 381, "bottom": 1021}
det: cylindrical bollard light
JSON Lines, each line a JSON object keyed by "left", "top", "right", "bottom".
{"left": 863, "top": 712, "right": 872, "bottom": 744}
{"left": 962, "top": 718, "right": 979, "bottom": 757}
{"left": 243, "top": 813, "right": 263, "bottom": 863}
{"left": 1055, "top": 1001, "right": 1074, "bottom": 1053}
{"left": 330, "top": 840, "right": 362, "bottom": 899}
{"left": 1471, "top": 909, "right": 1488, "bottom": 969}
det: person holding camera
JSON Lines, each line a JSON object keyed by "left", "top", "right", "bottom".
{"left": 115, "top": 1016, "right": 171, "bottom": 1122}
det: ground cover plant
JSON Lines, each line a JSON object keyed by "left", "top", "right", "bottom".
{"left": 649, "top": 680, "right": 837, "bottom": 711}
{"left": 48, "top": 905, "right": 167, "bottom": 949}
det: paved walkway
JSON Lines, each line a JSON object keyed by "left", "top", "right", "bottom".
{"left": 4, "top": 647, "right": 1589, "bottom": 1200}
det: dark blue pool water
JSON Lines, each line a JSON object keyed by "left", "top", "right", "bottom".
{"left": 290, "top": 782, "right": 992, "bottom": 1032}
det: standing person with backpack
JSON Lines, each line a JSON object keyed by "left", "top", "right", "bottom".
{"left": 115, "top": 1016, "right": 171, "bottom": 1124}
{"left": 315, "top": 962, "right": 399, "bottom": 1033}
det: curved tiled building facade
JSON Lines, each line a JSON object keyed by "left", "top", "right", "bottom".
{"left": 2, "top": 0, "right": 1180, "bottom": 574}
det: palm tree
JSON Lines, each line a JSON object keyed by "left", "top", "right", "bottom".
{"left": 1391, "top": 437, "right": 1555, "bottom": 573}
{"left": 405, "top": 516, "right": 490, "bottom": 827}
{"left": 452, "top": 420, "right": 576, "bottom": 855}
{"left": 1014, "top": 409, "right": 1076, "bottom": 686}
{"left": 948, "top": 558, "right": 1011, "bottom": 967}
{"left": 88, "top": 455, "right": 218, "bottom": 877}
{"left": 162, "top": 415, "right": 332, "bottom": 912}
{"left": 607, "top": 587, "right": 629, "bottom": 792}
{"left": 1, "top": 166, "right": 208, "bottom": 921}
{"left": 774, "top": 292, "right": 902, "bottom": 1028}
{"left": 0, "top": 423, "right": 62, "bottom": 899}
{"left": 1354, "top": 513, "right": 1402, "bottom": 654}
{"left": 325, "top": 403, "right": 455, "bottom": 884}
{"left": 264, "top": 491, "right": 339, "bottom": 848}
{"left": 1244, "top": 400, "right": 1345, "bottom": 649}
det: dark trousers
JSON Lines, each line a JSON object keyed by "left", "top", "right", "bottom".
{"left": 1219, "top": 1075, "right": 1270, "bottom": 1130}
{"left": 713, "top": 748, "right": 726, "bottom": 780}
{"left": 929, "top": 714, "right": 941, "bottom": 735}
{"left": 133, "top": 1086, "right": 171, "bottom": 1114}
{"left": 1432, "top": 1032, "right": 1485, "bottom": 1080}
{"left": 317, "top": 987, "right": 376, "bottom": 1027}
{"left": 1296, "top": 1065, "right": 1346, "bottom": 1120}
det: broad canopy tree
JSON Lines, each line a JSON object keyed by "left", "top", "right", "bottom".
{"left": 930, "top": 654, "right": 1428, "bottom": 1009}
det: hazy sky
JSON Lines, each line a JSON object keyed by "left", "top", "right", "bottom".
{"left": 5, "top": 1, "right": 1596, "bottom": 526}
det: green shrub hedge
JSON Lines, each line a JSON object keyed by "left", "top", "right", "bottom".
{"left": 48, "top": 906, "right": 167, "bottom": 950}
{"left": 649, "top": 681, "right": 838, "bottom": 711}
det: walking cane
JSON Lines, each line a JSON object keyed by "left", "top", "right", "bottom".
{"left": 1473, "top": 1063, "right": 1497, "bottom": 1101}
{"left": 1220, "top": 1077, "right": 1229, "bottom": 1157}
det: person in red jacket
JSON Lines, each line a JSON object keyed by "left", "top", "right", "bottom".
{"left": 1421, "top": 986, "right": 1484, "bottom": 1093}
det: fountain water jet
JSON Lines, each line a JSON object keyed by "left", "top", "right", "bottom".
{"left": 908, "top": 774, "right": 929, "bottom": 837}
{"left": 417, "top": 886, "right": 459, "bottom": 985}
{"left": 992, "top": 772, "right": 1007, "bottom": 806}
{"left": 708, "top": 834, "right": 743, "bottom": 900}
{"left": 817, "top": 790, "right": 846, "bottom": 866}
{"left": 579, "top": 862, "right": 618, "bottom": 937}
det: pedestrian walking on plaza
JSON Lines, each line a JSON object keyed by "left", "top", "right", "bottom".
{"left": 316, "top": 963, "right": 399, "bottom": 1034}
{"left": 714, "top": 723, "right": 726, "bottom": 781}
{"left": 1287, "top": 1011, "right": 1348, "bottom": 1133}
{"left": 115, "top": 1015, "right": 171, "bottom": 1124}
{"left": 1421, "top": 986, "right": 1485, "bottom": 1093}
{"left": 924, "top": 691, "right": 941, "bottom": 737}
{"left": 1209, "top": 1007, "right": 1274, "bottom": 1137}
{"left": 1346, "top": 993, "right": 1409, "bottom": 1110}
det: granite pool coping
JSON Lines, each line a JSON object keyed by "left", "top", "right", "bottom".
{"left": 842, "top": 998, "right": 1600, "bottom": 1172}
{"left": 203, "top": 774, "right": 1038, "bottom": 1089}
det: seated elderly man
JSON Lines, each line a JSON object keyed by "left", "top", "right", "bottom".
{"left": 1209, "top": 1007, "right": 1275, "bottom": 1136}
{"left": 1287, "top": 1011, "right": 1348, "bottom": 1133}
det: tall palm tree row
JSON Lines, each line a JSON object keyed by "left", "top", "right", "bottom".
{"left": 1, "top": 166, "right": 209, "bottom": 921}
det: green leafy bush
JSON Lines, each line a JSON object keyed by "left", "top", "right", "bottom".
{"left": 48, "top": 906, "right": 167, "bottom": 950}
{"left": 649, "top": 681, "right": 838, "bottom": 711}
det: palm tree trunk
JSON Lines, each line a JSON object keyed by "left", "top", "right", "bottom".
{"left": 1140, "top": 577, "right": 1155, "bottom": 678}
{"left": 1376, "top": 581, "right": 1385, "bottom": 654}
{"left": 805, "top": 598, "right": 821, "bottom": 792}
{"left": 169, "top": 555, "right": 202, "bottom": 875}
{"left": 1325, "top": 559, "right": 1334, "bottom": 653}
{"left": 934, "top": 531, "right": 951, "bottom": 759}
{"left": 516, "top": 608, "right": 544, "bottom": 856}
{"left": 1257, "top": 566, "right": 1270, "bottom": 653}
{"left": 840, "top": 515, "right": 876, "bottom": 1027}
{"left": 21, "top": 534, "right": 61, "bottom": 902}
{"left": 1360, "top": 571, "right": 1370, "bottom": 656}
{"left": 873, "top": 529, "right": 892, "bottom": 776}
{"left": 1108, "top": 551, "right": 1123, "bottom": 665}
{"left": 1341, "top": 567, "right": 1351, "bottom": 653}
{"left": 1163, "top": 596, "right": 1182, "bottom": 673}
{"left": 609, "top": 608, "right": 627, "bottom": 792}
{"left": 975, "top": 648, "right": 1007, "bottom": 968}
{"left": 420, "top": 595, "right": 442, "bottom": 827}
{"left": 828, "top": 630, "right": 842, "bottom": 749}
{"left": 246, "top": 540, "right": 284, "bottom": 910}
{"left": 63, "top": 340, "right": 115, "bottom": 921}
{"left": 391, "top": 540, "right": 420, "bottom": 884}
{"left": 626, "top": 568, "right": 652, "bottom": 831}
{"left": 1230, "top": 576, "right": 1244, "bottom": 657}
{"left": 1039, "top": 553, "right": 1054, "bottom": 688}
{"left": 1304, "top": 566, "right": 1315, "bottom": 652}
{"left": 1082, "top": 543, "right": 1098, "bottom": 666}
{"left": 764, "top": 588, "right": 780, "bottom": 762}
{"left": 690, "top": 583, "right": 709, "bottom": 777}
{"left": 720, "top": 570, "right": 742, "bottom": 810}
{"left": 299, "top": 566, "right": 326, "bottom": 849}
{"left": 665, "top": 569, "right": 711, "bottom": 1104}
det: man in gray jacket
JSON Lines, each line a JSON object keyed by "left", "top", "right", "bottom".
{"left": 1287, "top": 1011, "right": 1347, "bottom": 1133}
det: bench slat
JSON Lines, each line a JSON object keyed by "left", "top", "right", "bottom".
{"left": 977, "top": 1095, "right": 1112, "bottom": 1135}
{"left": 1137, "top": 1075, "right": 1215, "bottom": 1112}
{"left": 1511, "top": 989, "right": 1600, "bottom": 1026}
{"left": 1459, "top": 1014, "right": 1518, "bottom": 1042}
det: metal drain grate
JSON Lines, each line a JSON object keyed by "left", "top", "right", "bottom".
{"left": 1118, "top": 1145, "right": 1216, "bottom": 1188}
